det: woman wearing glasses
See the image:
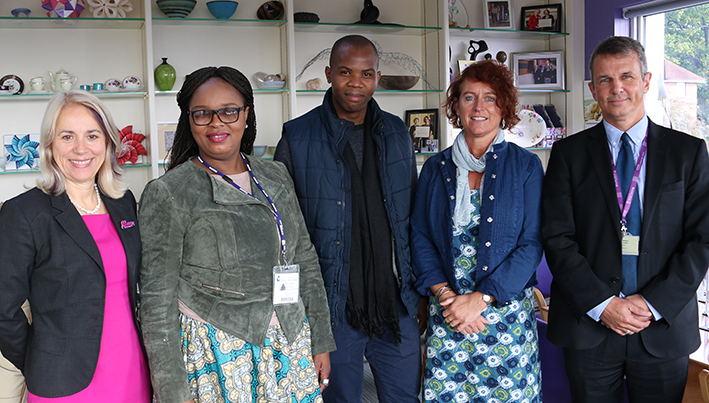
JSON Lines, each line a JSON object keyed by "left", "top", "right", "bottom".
{"left": 138, "top": 66, "right": 335, "bottom": 403}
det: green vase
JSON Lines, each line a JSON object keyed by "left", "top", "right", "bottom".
{"left": 154, "top": 58, "right": 176, "bottom": 91}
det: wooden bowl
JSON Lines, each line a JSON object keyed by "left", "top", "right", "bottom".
{"left": 378, "top": 75, "right": 420, "bottom": 90}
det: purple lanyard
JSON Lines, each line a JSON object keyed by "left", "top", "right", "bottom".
{"left": 609, "top": 133, "right": 648, "bottom": 232}
{"left": 197, "top": 153, "right": 288, "bottom": 263}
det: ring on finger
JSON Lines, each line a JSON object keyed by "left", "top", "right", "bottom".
{"left": 624, "top": 330, "right": 631, "bottom": 335}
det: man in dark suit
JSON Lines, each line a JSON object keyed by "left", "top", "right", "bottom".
{"left": 541, "top": 36, "right": 709, "bottom": 403}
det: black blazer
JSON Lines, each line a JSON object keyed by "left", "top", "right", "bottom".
{"left": 0, "top": 187, "right": 142, "bottom": 398}
{"left": 541, "top": 119, "right": 709, "bottom": 358}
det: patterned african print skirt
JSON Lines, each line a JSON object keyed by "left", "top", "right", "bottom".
{"left": 180, "top": 313, "right": 323, "bottom": 403}
{"left": 423, "top": 189, "right": 542, "bottom": 403}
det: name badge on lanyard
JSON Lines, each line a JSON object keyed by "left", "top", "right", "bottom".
{"left": 273, "top": 264, "right": 300, "bottom": 305}
{"left": 610, "top": 133, "right": 647, "bottom": 258}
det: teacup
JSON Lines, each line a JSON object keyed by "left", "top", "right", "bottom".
{"left": 105, "top": 78, "right": 122, "bottom": 92}
{"left": 30, "top": 77, "right": 45, "bottom": 91}
{"left": 80, "top": 84, "right": 91, "bottom": 91}
{"left": 60, "top": 78, "right": 74, "bottom": 91}
{"left": 122, "top": 76, "right": 143, "bottom": 91}
{"left": 93, "top": 83, "right": 104, "bottom": 91}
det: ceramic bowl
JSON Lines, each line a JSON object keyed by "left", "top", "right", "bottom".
{"left": 156, "top": 0, "right": 197, "bottom": 18}
{"left": 122, "top": 76, "right": 143, "bottom": 91}
{"left": 105, "top": 78, "right": 122, "bottom": 92}
{"left": 378, "top": 75, "right": 420, "bottom": 90}
{"left": 207, "top": 1, "right": 238, "bottom": 19}
{"left": 253, "top": 145, "right": 267, "bottom": 157}
{"left": 257, "top": 81, "right": 286, "bottom": 90}
{"left": 257, "top": 1, "right": 283, "bottom": 20}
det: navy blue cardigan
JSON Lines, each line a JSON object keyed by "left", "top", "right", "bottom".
{"left": 411, "top": 142, "right": 543, "bottom": 305}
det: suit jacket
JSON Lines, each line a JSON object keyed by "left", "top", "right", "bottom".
{"left": 541, "top": 119, "right": 709, "bottom": 358}
{"left": 0, "top": 187, "right": 142, "bottom": 398}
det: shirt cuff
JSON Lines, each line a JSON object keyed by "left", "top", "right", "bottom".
{"left": 587, "top": 296, "right": 615, "bottom": 321}
{"left": 641, "top": 295, "right": 663, "bottom": 320}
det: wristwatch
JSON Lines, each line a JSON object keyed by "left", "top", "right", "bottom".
{"left": 481, "top": 293, "right": 493, "bottom": 306}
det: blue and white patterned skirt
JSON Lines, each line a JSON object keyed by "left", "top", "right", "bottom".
{"left": 180, "top": 314, "right": 323, "bottom": 403}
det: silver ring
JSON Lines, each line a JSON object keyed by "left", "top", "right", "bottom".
{"left": 624, "top": 330, "right": 631, "bottom": 335}
{"left": 320, "top": 378, "right": 330, "bottom": 387}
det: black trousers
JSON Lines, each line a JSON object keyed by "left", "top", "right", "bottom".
{"left": 563, "top": 331, "right": 689, "bottom": 403}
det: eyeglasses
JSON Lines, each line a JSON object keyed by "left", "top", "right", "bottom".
{"left": 189, "top": 106, "right": 247, "bottom": 126}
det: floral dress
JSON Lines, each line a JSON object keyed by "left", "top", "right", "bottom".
{"left": 423, "top": 190, "right": 542, "bottom": 403}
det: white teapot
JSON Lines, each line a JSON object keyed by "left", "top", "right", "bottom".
{"left": 48, "top": 68, "right": 77, "bottom": 92}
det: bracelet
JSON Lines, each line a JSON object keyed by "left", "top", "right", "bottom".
{"left": 435, "top": 285, "right": 450, "bottom": 299}
{"left": 438, "top": 289, "right": 452, "bottom": 299}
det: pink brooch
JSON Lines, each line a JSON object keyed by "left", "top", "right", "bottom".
{"left": 121, "top": 220, "right": 135, "bottom": 230}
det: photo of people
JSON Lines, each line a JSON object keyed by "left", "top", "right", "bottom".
{"left": 406, "top": 110, "right": 439, "bottom": 153}
{"left": 521, "top": 4, "right": 561, "bottom": 32}
{"left": 485, "top": 1, "right": 512, "bottom": 28}
{"left": 516, "top": 57, "right": 559, "bottom": 86}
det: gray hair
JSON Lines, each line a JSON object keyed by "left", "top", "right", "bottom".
{"left": 589, "top": 36, "right": 648, "bottom": 83}
{"left": 37, "top": 90, "right": 126, "bottom": 198}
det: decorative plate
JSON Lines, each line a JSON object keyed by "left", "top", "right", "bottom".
{"left": 0, "top": 75, "right": 24, "bottom": 95}
{"left": 121, "top": 75, "right": 142, "bottom": 90}
{"left": 448, "top": 0, "right": 469, "bottom": 28}
{"left": 505, "top": 109, "right": 547, "bottom": 148}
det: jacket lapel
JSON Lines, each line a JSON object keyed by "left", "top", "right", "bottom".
{"left": 639, "top": 120, "right": 666, "bottom": 246}
{"left": 586, "top": 123, "right": 623, "bottom": 240}
{"left": 103, "top": 194, "right": 140, "bottom": 277}
{"left": 52, "top": 194, "right": 104, "bottom": 268}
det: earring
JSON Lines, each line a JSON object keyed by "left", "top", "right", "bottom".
{"left": 245, "top": 124, "right": 249, "bottom": 129}
{"left": 456, "top": 117, "right": 462, "bottom": 127}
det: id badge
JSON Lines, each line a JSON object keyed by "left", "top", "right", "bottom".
{"left": 621, "top": 235, "right": 640, "bottom": 256}
{"left": 273, "top": 264, "right": 300, "bottom": 305}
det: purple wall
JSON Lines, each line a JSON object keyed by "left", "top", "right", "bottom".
{"left": 584, "top": 0, "right": 650, "bottom": 80}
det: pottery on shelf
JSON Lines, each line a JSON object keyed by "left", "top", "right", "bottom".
{"left": 294, "top": 12, "right": 319, "bottom": 22}
{"left": 154, "top": 58, "right": 176, "bottom": 91}
{"left": 11, "top": 8, "right": 31, "bottom": 17}
{"left": 256, "top": 1, "right": 283, "bottom": 20}
{"left": 42, "top": 0, "right": 86, "bottom": 18}
{"left": 86, "top": 0, "right": 134, "bottom": 18}
{"left": 253, "top": 145, "right": 267, "bottom": 157}
{"left": 156, "top": 0, "right": 196, "bottom": 18}
{"left": 207, "top": 1, "right": 238, "bottom": 19}
{"left": 378, "top": 75, "right": 420, "bottom": 90}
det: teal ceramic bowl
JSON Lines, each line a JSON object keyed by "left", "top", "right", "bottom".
{"left": 253, "top": 145, "right": 267, "bottom": 157}
{"left": 157, "top": 0, "right": 197, "bottom": 18}
{"left": 207, "top": 1, "right": 238, "bottom": 19}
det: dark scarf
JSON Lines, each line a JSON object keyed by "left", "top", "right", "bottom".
{"left": 343, "top": 110, "right": 401, "bottom": 344}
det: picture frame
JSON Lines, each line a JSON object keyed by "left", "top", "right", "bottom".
{"left": 483, "top": 0, "right": 514, "bottom": 30}
{"left": 458, "top": 60, "right": 475, "bottom": 75}
{"left": 520, "top": 3, "right": 562, "bottom": 32}
{"left": 157, "top": 122, "right": 178, "bottom": 164}
{"left": 510, "top": 51, "right": 565, "bottom": 90}
{"left": 405, "top": 109, "right": 439, "bottom": 153}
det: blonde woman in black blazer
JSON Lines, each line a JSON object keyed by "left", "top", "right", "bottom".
{"left": 0, "top": 91, "right": 151, "bottom": 401}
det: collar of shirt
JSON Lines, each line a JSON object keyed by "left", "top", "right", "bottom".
{"left": 604, "top": 115, "right": 649, "bottom": 162}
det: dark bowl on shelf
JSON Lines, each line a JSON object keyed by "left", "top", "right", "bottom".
{"left": 207, "top": 1, "right": 238, "bottom": 19}
{"left": 257, "top": 1, "right": 284, "bottom": 20}
{"left": 378, "top": 75, "right": 420, "bottom": 90}
{"left": 294, "top": 12, "right": 319, "bottom": 23}
{"left": 157, "top": 0, "right": 197, "bottom": 18}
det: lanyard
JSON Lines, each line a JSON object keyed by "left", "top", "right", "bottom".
{"left": 609, "top": 132, "right": 648, "bottom": 235}
{"left": 197, "top": 153, "right": 288, "bottom": 264}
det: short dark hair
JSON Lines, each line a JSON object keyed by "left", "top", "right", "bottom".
{"left": 167, "top": 66, "right": 257, "bottom": 171}
{"left": 329, "top": 35, "right": 379, "bottom": 68}
{"left": 444, "top": 60, "right": 519, "bottom": 130}
{"left": 589, "top": 36, "right": 648, "bottom": 83}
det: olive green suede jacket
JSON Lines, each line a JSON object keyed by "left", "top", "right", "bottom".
{"left": 138, "top": 158, "right": 335, "bottom": 403}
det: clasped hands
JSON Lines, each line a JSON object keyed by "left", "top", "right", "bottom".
{"left": 599, "top": 294, "right": 653, "bottom": 336}
{"left": 440, "top": 291, "right": 490, "bottom": 335}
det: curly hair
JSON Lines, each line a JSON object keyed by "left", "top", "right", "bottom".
{"left": 167, "top": 66, "right": 257, "bottom": 171}
{"left": 444, "top": 60, "right": 519, "bottom": 130}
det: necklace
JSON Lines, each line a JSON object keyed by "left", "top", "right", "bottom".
{"left": 70, "top": 183, "right": 102, "bottom": 215}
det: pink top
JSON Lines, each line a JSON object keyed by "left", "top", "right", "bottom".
{"left": 28, "top": 214, "right": 151, "bottom": 402}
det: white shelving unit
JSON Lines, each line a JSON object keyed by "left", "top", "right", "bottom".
{"left": 0, "top": 0, "right": 584, "bottom": 201}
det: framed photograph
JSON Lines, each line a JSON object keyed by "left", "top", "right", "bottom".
{"left": 520, "top": 3, "right": 562, "bottom": 32}
{"left": 458, "top": 60, "right": 475, "bottom": 75}
{"left": 510, "top": 51, "right": 565, "bottom": 90}
{"left": 483, "top": 0, "right": 514, "bottom": 30}
{"left": 405, "top": 109, "right": 439, "bottom": 153}
{"left": 157, "top": 122, "right": 178, "bottom": 164}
